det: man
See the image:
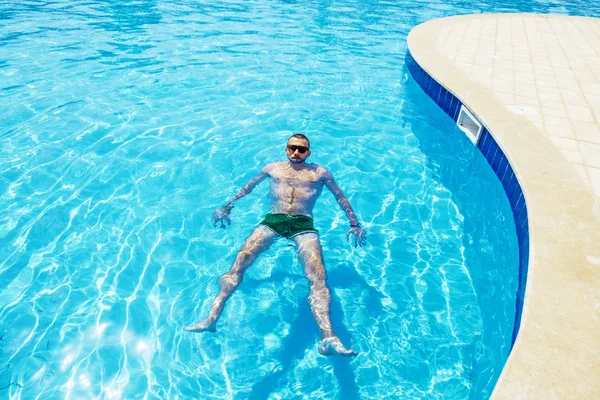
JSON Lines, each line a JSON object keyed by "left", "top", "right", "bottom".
{"left": 185, "top": 134, "right": 367, "bottom": 357}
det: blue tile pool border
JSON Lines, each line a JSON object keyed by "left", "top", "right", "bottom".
{"left": 405, "top": 50, "right": 530, "bottom": 348}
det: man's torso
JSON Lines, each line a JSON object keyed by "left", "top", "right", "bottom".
{"left": 265, "top": 161, "right": 327, "bottom": 217}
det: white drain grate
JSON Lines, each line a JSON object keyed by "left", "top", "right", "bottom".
{"left": 457, "top": 105, "right": 483, "bottom": 145}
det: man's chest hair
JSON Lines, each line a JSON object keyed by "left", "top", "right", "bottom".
{"left": 271, "top": 167, "right": 322, "bottom": 185}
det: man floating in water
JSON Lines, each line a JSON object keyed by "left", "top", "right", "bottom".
{"left": 185, "top": 134, "right": 367, "bottom": 357}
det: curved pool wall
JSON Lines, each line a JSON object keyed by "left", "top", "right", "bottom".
{"left": 406, "top": 14, "right": 600, "bottom": 399}
{"left": 405, "top": 51, "right": 529, "bottom": 347}
{"left": 400, "top": 76, "right": 520, "bottom": 398}
{"left": 404, "top": 50, "right": 529, "bottom": 396}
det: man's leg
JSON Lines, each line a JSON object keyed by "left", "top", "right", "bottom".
{"left": 185, "top": 225, "right": 278, "bottom": 332}
{"left": 293, "top": 232, "right": 357, "bottom": 356}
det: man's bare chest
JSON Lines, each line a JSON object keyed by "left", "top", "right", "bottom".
{"left": 270, "top": 169, "right": 322, "bottom": 189}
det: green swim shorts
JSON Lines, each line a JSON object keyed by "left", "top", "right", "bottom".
{"left": 260, "top": 213, "right": 319, "bottom": 239}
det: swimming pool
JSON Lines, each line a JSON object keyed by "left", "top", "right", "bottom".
{"left": 1, "top": 1, "right": 598, "bottom": 399}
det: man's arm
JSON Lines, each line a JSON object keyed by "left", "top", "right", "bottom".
{"left": 213, "top": 165, "right": 271, "bottom": 228}
{"left": 224, "top": 165, "right": 270, "bottom": 208}
{"left": 322, "top": 169, "right": 359, "bottom": 226}
{"left": 322, "top": 168, "right": 366, "bottom": 247}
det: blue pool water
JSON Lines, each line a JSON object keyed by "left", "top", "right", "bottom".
{"left": 1, "top": 1, "right": 599, "bottom": 399}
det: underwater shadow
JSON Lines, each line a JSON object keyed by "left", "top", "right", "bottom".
{"left": 240, "top": 265, "right": 384, "bottom": 400}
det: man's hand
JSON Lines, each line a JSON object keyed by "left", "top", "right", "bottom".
{"left": 346, "top": 226, "right": 367, "bottom": 248}
{"left": 212, "top": 205, "right": 234, "bottom": 228}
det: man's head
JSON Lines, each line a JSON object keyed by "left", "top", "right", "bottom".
{"left": 286, "top": 134, "right": 311, "bottom": 164}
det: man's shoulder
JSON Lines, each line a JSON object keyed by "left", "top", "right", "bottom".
{"left": 315, "top": 164, "right": 331, "bottom": 176}
{"left": 262, "top": 161, "right": 285, "bottom": 175}
{"left": 262, "top": 162, "right": 279, "bottom": 171}
{"left": 311, "top": 165, "right": 333, "bottom": 182}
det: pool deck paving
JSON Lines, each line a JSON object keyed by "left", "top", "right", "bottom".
{"left": 408, "top": 14, "right": 600, "bottom": 399}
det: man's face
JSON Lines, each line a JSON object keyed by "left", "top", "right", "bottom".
{"left": 286, "top": 138, "right": 311, "bottom": 163}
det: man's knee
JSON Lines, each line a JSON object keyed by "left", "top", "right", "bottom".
{"left": 219, "top": 271, "right": 243, "bottom": 288}
{"left": 305, "top": 262, "right": 326, "bottom": 282}
{"left": 309, "top": 275, "right": 327, "bottom": 290}
{"left": 235, "top": 249, "right": 257, "bottom": 267}
{"left": 309, "top": 278, "right": 330, "bottom": 303}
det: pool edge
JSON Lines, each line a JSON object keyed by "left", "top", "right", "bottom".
{"left": 405, "top": 49, "right": 530, "bottom": 348}
{"left": 407, "top": 13, "right": 600, "bottom": 400}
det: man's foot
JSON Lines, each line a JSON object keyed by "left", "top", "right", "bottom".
{"left": 185, "top": 318, "right": 217, "bottom": 333}
{"left": 318, "top": 337, "right": 358, "bottom": 357}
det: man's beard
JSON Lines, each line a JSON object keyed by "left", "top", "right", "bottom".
{"left": 288, "top": 156, "right": 305, "bottom": 164}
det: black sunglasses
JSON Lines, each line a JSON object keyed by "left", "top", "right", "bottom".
{"left": 287, "top": 145, "right": 309, "bottom": 154}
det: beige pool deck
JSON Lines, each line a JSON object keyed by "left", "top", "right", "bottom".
{"left": 408, "top": 14, "right": 600, "bottom": 399}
